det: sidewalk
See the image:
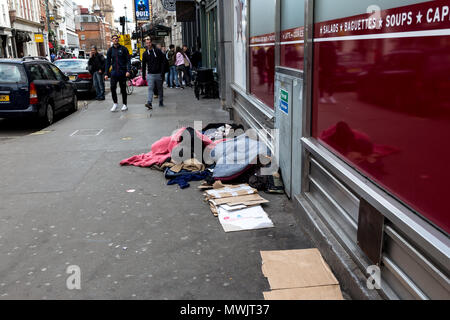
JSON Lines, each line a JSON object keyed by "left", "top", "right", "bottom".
{"left": 0, "top": 85, "right": 319, "bottom": 299}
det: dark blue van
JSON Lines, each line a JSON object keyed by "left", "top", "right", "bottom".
{"left": 0, "top": 57, "right": 77, "bottom": 125}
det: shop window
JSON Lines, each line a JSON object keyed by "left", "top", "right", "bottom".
{"left": 233, "top": 0, "right": 247, "bottom": 90}
{"left": 312, "top": 0, "right": 449, "bottom": 233}
{"left": 279, "top": 0, "right": 305, "bottom": 70}
{"left": 249, "top": 0, "right": 276, "bottom": 108}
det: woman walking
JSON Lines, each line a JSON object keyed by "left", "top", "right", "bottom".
{"left": 175, "top": 46, "right": 191, "bottom": 89}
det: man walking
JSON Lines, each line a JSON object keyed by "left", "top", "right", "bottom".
{"left": 105, "top": 34, "right": 131, "bottom": 112}
{"left": 142, "top": 37, "right": 165, "bottom": 109}
{"left": 166, "top": 45, "right": 179, "bottom": 88}
{"left": 88, "top": 45, "right": 105, "bottom": 100}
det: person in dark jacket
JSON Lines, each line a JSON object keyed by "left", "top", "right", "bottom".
{"left": 166, "top": 44, "right": 179, "bottom": 88}
{"left": 88, "top": 45, "right": 106, "bottom": 100}
{"left": 105, "top": 34, "right": 131, "bottom": 112}
{"left": 142, "top": 37, "right": 166, "bottom": 109}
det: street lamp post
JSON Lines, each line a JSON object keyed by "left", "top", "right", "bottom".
{"left": 124, "top": 5, "right": 128, "bottom": 34}
{"left": 45, "top": 0, "right": 52, "bottom": 55}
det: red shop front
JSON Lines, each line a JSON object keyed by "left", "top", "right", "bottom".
{"left": 229, "top": 0, "right": 449, "bottom": 299}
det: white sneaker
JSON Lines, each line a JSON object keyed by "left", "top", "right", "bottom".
{"left": 110, "top": 103, "right": 119, "bottom": 112}
{"left": 329, "top": 96, "right": 337, "bottom": 104}
{"left": 121, "top": 104, "right": 128, "bottom": 111}
{"left": 319, "top": 97, "right": 328, "bottom": 104}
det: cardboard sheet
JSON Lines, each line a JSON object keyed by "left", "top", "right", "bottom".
{"left": 263, "top": 285, "right": 343, "bottom": 300}
{"left": 211, "top": 194, "right": 269, "bottom": 206}
{"left": 220, "top": 204, "right": 248, "bottom": 211}
{"left": 261, "top": 249, "right": 338, "bottom": 290}
{"left": 218, "top": 206, "right": 274, "bottom": 232}
{"left": 206, "top": 184, "right": 258, "bottom": 199}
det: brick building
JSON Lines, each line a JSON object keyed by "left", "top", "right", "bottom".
{"left": 75, "top": 6, "right": 112, "bottom": 54}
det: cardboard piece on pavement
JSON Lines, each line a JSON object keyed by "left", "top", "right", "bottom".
{"left": 263, "top": 285, "right": 343, "bottom": 300}
{"left": 206, "top": 184, "right": 258, "bottom": 199}
{"left": 198, "top": 181, "right": 229, "bottom": 190}
{"left": 211, "top": 193, "right": 269, "bottom": 206}
{"left": 218, "top": 205, "right": 274, "bottom": 232}
{"left": 220, "top": 204, "right": 248, "bottom": 211}
{"left": 209, "top": 202, "right": 219, "bottom": 217}
{"left": 260, "top": 249, "right": 343, "bottom": 300}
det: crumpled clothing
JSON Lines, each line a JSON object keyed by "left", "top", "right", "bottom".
{"left": 161, "top": 158, "right": 205, "bottom": 173}
{"left": 131, "top": 76, "right": 148, "bottom": 87}
{"left": 120, "top": 128, "right": 213, "bottom": 168}
{"left": 167, "top": 170, "right": 211, "bottom": 189}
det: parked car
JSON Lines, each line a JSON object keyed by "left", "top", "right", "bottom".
{"left": 334, "top": 51, "right": 368, "bottom": 88}
{"left": 53, "top": 59, "right": 95, "bottom": 96}
{"left": 0, "top": 57, "right": 77, "bottom": 125}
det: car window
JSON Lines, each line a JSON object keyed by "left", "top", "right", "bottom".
{"left": 49, "top": 64, "right": 65, "bottom": 81}
{"left": 40, "top": 64, "right": 57, "bottom": 80}
{"left": 53, "top": 60, "right": 88, "bottom": 70}
{"left": 27, "top": 64, "right": 45, "bottom": 81}
{"left": 0, "top": 63, "right": 27, "bottom": 83}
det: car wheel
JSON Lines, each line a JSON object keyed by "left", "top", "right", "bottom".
{"left": 40, "top": 103, "right": 54, "bottom": 126}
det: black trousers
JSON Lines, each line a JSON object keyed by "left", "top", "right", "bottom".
{"left": 110, "top": 75, "right": 127, "bottom": 105}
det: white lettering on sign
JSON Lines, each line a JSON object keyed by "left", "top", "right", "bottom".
{"left": 385, "top": 12, "right": 413, "bottom": 27}
{"left": 427, "top": 6, "right": 450, "bottom": 23}
{"left": 136, "top": 11, "right": 149, "bottom": 18}
{"left": 319, "top": 3, "right": 450, "bottom": 37}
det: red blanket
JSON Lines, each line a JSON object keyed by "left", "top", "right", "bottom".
{"left": 120, "top": 128, "right": 214, "bottom": 167}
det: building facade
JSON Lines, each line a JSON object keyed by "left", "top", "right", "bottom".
{"left": 151, "top": 0, "right": 182, "bottom": 47}
{"left": 92, "top": 0, "right": 114, "bottom": 29}
{"left": 222, "top": 0, "right": 450, "bottom": 300}
{"left": 61, "top": 0, "right": 79, "bottom": 51}
{"left": 0, "top": 0, "right": 13, "bottom": 57}
{"left": 76, "top": 6, "right": 111, "bottom": 54}
{"left": 7, "top": 0, "right": 45, "bottom": 57}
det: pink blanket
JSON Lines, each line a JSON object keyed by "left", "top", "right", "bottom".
{"left": 120, "top": 128, "right": 214, "bottom": 167}
{"left": 132, "top": 76, "right": 148, "bottom": 87}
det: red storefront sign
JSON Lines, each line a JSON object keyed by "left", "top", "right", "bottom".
{"left": 312, "top": 0, "right": 450, "bottom": 234}
{"left": 280, "top": 27, "right": 304, "bottom": 70}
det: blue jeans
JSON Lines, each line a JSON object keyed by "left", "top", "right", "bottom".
{"left": 147, "top": 74, "right": 163, "bottom": 104}
{"left": 93, "top": 71, "right": 105, "bottom": 98}
{"left": 168, "top": 65, "right": 179, "bottom": 87}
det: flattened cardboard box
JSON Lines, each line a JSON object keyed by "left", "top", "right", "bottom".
{"left": 260, "top": 249, "right": 343, "bottom": 300}
{"left": 211, "top": 194, "right": 269, "bottom": 206}
{"left": 205, "top": 184, "right": 258, "bottom": 199}
{"left": 263, "top": 285, "right": 343, "bottom": 300}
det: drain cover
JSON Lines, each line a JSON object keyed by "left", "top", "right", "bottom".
{"left": 70, "top": 129, "right": 103, "bottom": 136}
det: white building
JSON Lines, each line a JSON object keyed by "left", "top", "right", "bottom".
{"left": 58, "top": 0, "right": 78, "bottom": 51}
{"left": 7, "top": 0, "right": 44, "bottom": 57}
{"left": 151, "top": 0, "right": 182, "bottom": 47}
{"left": 0, "top": 0, "right": 13, "bottom": 57}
